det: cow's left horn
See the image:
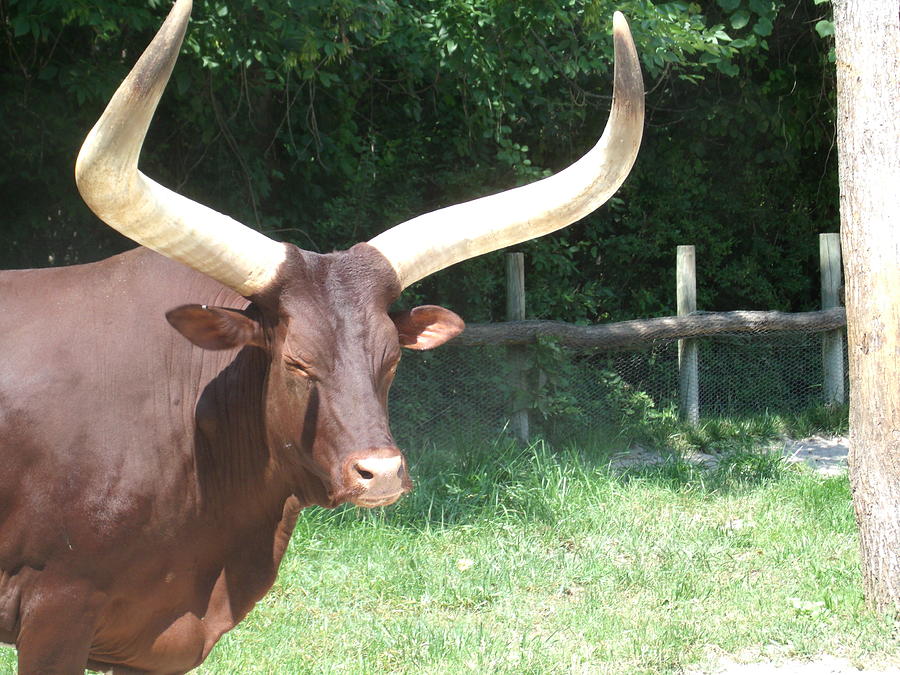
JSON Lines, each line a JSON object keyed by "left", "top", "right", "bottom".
{"left": 368, "top": 11, "right": 644, "bottom": 291}
{"left": 75, "top": 0, "right": 286, "bottom": 297}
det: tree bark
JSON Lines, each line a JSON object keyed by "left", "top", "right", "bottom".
{"left": 833, "top": 0, "right": 900, "bottom": 613}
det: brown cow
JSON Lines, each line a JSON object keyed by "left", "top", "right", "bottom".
{"left": 0, "top": 1, "right": 643, "bottom": 672}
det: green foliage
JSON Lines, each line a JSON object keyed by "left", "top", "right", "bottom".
{"left": 518, "top": 336, "right": 586, "bottom": 423}
{"left": 521, "top": 338, "right": 847, "bottom": 455}
{"left": 592, "top": 369, "right": 676, "bottom": 442}
{"left": 2, "top": 0, "right": 839, "bottom": 324}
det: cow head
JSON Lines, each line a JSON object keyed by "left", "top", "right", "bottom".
{"left": 161, "top": 243, "right": 462, "bottom": 508}
{"left": 73, "top": 0, "right": 643, "bottom": 508}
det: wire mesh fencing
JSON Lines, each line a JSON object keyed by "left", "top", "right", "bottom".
{"left": 388, "top": 325, "right": 848, "bottom": 448}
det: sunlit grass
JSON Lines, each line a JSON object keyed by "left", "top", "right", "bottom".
{"left": 196, "top": 422, "right": 894, "bottom": 674}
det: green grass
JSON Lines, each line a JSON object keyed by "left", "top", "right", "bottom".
{"left": 3, "top": 409, "right": 897, "bottom": 674}
{"left": 198, "top": 423, "right": 893, "bottom": 674}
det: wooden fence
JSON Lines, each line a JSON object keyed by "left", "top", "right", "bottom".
{"left": 454, "top": 233, "right": 846, "bottom": 441}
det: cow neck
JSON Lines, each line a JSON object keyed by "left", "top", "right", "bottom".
{"left": 190, "top": 330, "right": 293, "bottom": 521}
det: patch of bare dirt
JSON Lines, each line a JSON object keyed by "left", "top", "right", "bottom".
{"left": 688, "top": 655, "right": 899, "bottom": 675}
{"left": 610, "top": 436, "right": 850, "bottom": 476}
{"left": 782, "top": 435, "right": 849, "bottom": 476}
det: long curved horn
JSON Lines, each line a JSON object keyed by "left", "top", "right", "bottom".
{"left": 75, "top": 0, "right": 286, "bottom": 297}
{"left": 368, "top": 11, "right": 644, "bottom": 291}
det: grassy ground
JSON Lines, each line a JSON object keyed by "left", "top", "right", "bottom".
{"left": 2, "top": 409, "right": 897, "bottom": 673}
{"left": 196, "top": 433, "right": 896, "bottom": 674}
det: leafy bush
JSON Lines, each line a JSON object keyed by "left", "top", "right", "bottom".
{"left": 3, "top": 0, "right": 838, "bottom": 326}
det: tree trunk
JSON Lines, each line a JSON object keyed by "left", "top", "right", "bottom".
{"left": 833, "top": 0, "right": 900, "bottom": 613}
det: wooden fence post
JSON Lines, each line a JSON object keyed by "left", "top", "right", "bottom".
{"left": 677, "top": 245, "right": 699, "bottom": 425}
{"left": 820, "top": 233, "right": 845, "bottom": 405}
{"left": 506, "top": 252, "right": 530, "bottom": 442}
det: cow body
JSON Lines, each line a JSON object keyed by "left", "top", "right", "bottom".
{"left": 0, "top": 244, "right": 415, "bottom": 672}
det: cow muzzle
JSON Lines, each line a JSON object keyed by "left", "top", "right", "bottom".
{"left": 339, "top": 448, "right": 412, "bottom": 508}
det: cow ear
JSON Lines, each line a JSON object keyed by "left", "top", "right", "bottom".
{"left": 165, "top": 305, "right": 265, "bottom": 351}
{"left": 391, "top": 305, "right": 465, "bottom": 351}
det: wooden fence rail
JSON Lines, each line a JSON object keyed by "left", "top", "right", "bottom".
{"left": 454, "top": 307, "right": 847, "bottom": 349}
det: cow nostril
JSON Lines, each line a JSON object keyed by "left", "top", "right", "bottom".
{"left": 356, "top": 466, "right": 374, "bottom": 480}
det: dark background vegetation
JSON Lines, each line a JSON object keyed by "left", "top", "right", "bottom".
{"left": 1, "top": 0, "right": 836, "bottom": 323}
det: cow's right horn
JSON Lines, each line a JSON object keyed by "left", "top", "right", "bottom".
{"left": 75, "top": 0, "right": 286, "bottom": 297}
{"left": 368, "top": 11, "right": 644, "bottom": 291}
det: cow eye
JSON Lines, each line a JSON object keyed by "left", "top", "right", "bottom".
{"left": 384, "top": 359, "right": 399, "bottom": 379}
{"left": 285, "top": 358, "right": 316, "bottom": 380}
